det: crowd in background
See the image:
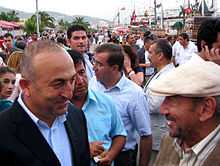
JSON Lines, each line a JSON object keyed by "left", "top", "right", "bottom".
{"left": 0, "top": 17, "right": 219, "bottom": 166}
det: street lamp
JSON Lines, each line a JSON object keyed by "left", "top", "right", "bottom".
{"left": 36, "top": 0, "right": 40, "bottom": 37}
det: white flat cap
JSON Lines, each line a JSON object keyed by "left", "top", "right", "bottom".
{"left": 149, "top": 55, "right": 220, "bottom": 97}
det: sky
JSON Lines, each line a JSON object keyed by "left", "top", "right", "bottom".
{"left": 0, "top": 0, "right": 217, "bottom": 21}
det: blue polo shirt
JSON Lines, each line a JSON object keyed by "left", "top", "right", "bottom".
{"left": 90, "top": 74, "right": 151, "bottom": 151}
{"left": 82, "top": 88, "right": 127, "bottom": 151}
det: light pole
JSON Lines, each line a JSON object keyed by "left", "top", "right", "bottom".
{"left": 36, "top": 0, "right": 40, "bottom": 37}
{"left": 154, "top": 0, "right": 157, "bottom": 26}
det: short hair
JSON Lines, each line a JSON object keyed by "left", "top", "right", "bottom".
{"left": 154, "top": 39, "right": 172, "bottom": 60}
{"left": 67, "top": 49, "right": 85, "bottom": 66}
{"left": 197, "top": 18, "right": 220, "bottom": 52}
{"left": 179, "top": 32, "right": 189, "bottom": 41}
{"left": 144, "top": 35, "right": 157, "bottom": 44}
{"left": 15, "top": 40, "right": 26, "bottom": 50}
{"left": 126, "top": 34, "right": 133, "bottom": 42}
{"left": 95, "top": 43, "right": 124, "bottom": 71}
{"left": 67, "top": 24, "right": 87, "bottom": 39}
{"left": 21, "top": 40, "right": 66, "bottom": 80}
{"left": 215, "top": 96, "right": 220, "bottom": 116}
{"left": 4, "top": 33, "right": 13, "bottom": 39}
{"left": 0, "top": 66, "right": 15, "bottom": 77}
{"left": 7, "top": 51, "right": 24, "bottom": 73}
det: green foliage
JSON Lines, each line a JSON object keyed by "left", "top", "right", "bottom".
{"left": 24, "top": 16, "right": 37, "bottom": 35}
{"left": 72, "top": 17, "right": 91, "bottom": 31}
{"left": 0, "top": 10, "right": 20, "bottom": 21}
{"left": 58, "top": 19, "right": 71, "bottom": 30}
{"left": 24, "top": 11, "right": 55, "bottom": 35}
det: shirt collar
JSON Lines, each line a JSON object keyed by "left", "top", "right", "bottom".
{"left": 82, "top": 88, "right": 97, "bottom": 111}
{"left": 18, "top": 93, "right": 67, "bottom": 127}
{"left": 192, "top": 124, "right": 220, "bottom": 155}
{"left": 174, "top": 124, "right": 220, "bottom": 157}
{"left": 96, "top": 72, "right": 125, "bottom": 91}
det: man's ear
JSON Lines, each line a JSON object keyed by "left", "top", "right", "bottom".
{"left": 112, "top": 64, "right": 119, "bottom": 72}
{"left": 199, "top": 97, "right": 217, "bottom": 122}
{"left": 66, "top": 38, "right": 70, "bottom": 47}
{"left": 19, "top": 79, "right": 31, "bottom": 97}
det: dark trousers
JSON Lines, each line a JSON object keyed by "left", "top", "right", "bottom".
{"left": 114, "top": 149, "right": 137, "bottom": 166}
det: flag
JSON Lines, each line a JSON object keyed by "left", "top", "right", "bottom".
{"left": 130, "top": 10, "right": 137, "bottom": 25}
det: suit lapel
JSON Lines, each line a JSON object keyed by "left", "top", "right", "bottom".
{"left": 11, "top": 101, "right": 60, "bottom": 166}
{"left": 65, "top": 109, "right": 79, "bottom": 166}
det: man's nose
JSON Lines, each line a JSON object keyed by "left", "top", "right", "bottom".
{"left": 62, "top": 81, "right": 73, "bottom": 99}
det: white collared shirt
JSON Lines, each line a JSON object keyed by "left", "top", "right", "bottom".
{"left": 18, "top": 94, "right": 73, "bottom": 166}
{"left": 174, "top": 124, "right": 220, "bottom": 166}
{"left": 83, "top": 53, "right": 95, "bottom": 80}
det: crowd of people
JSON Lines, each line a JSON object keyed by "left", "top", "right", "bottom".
{"left": 0, "top": 17, "right": 219, "bottom": 166}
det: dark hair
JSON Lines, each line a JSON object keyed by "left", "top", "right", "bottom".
{"left": 197, "top": 18, "right": 220, "bottom": 52}
{"left": 144, "top": 35, "right": 156, "bottom": 44}
{"left": 67, "top": 24, "right": 87, "bottom": 39}
{"left": 56, "top": 37, "right": 66, "bottom": 45}
{"left": 67, "top": 49, "right": 85, "bottom": 66}
{"left": 15, "top": 40, "right": 26, "bottom": 50}
{"left": 154, "top": 39, "right": 172, "bottom": 60}
{"left": 179, "top": 32, "right": 189, "bottom": 41}
{"left": 95, "top": 43, "right": 124, "bottom": 71}
{"left": 122, "top": 45, "right": 138, "bottom": 69}
{"left": 126, "top": 34, "right": 133, "bottom": 42}
{"left": 0, "top": 66, "right": 15, "bottom": 77}
{"left": 4, "top": 33, "right": 13, "bottom": 39}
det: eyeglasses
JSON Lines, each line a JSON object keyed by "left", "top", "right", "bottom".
{"left": 91, "top": 58, "right": 104, "bottom": 68}
{"left": 0, "top": 78, "right": 16, "bottom": 85}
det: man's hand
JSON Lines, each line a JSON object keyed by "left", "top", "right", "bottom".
{"left": 98, "top": 151, "right": 113, "bottom": 166}
{"left": 90, "top": 141, "right": 104, "bottom": 157}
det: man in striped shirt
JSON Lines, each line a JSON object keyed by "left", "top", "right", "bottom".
{"left": 149, "top": 54, "right": 220, "bottom": 166}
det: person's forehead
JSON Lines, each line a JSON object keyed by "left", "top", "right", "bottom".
{"left": 71, "top": 31, "right": 87, "bottom": 37}
{"left": 75, "top": 61, "right": 85, "bottom": 71}
{"left": 4, "top": 36, "right": 13, "bottom": 40}
{"left": 1, "top": 72, "right": 15, "bottom": 78}
{"left": 149, "top": 43, "right": 156, "bottom": 50}
{"left": 95, "top": 52, "right": 109, "bottom": 61}
{"left": 33, "top": 50, "right": 72, "bottom": 68}
{"left": 178, "top": 36, "right": 184, "bottom": 40}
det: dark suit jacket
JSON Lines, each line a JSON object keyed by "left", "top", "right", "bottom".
{"left": 0, "top": 100, "right": 90, "bottom": 166}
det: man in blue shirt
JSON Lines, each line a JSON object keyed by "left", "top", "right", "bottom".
{"left": 89, "top": 43, "right": 152, "bottom": 166}
{"left": 68, "top": 49, "right": 127, "bottom": 166}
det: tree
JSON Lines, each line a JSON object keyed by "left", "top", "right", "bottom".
{"left": 24, "top": 17, "right": 36, "bottom": 35}
{"left": 58, "top": 19, "right": 71, "bottom": 30}
{"left": 0, "top": 10, "right": 19, "bottom": 21}
{"left": 24, "top": 11, "right": 55, "bottom": 35}
{"left": 38, "top": 11, "right": 55, "bottom": 28}
{"left": 179, "top": 5, "right": 186, "bottom": 26}
{"left": 72, "top": 17, "right": 90, "bottom": 31}
{"left": 172, "top": 21, "right": 184, "bottom": 35}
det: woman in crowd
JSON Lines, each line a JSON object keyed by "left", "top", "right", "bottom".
{"left": 7, "top": 51, "right": 24, "bottom": 101}
{"left": 122, "top": 44, "right": 144, "bottom": 86}
{"left": 0, "top": 66, "right": 16, "bottom": 110}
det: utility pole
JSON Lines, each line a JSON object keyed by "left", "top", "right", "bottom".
{"left": 117, "top": 11, "right": 120, "bottom": 25}
{"left": 201, "top": 0, "right": 205, "bottom": 16}
{"left": 36, "top": 0, "right": 40, "bottom": 37}
{"left": 154, "top": 0, "right": 157, "bottom": 26}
